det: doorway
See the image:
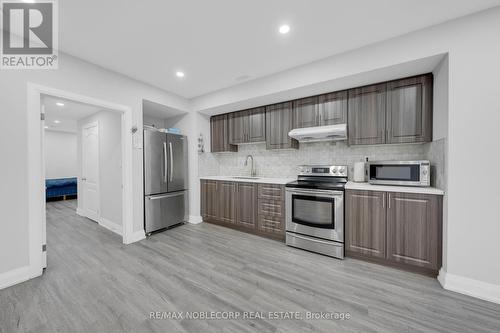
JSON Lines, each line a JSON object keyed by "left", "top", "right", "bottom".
{"left": 27, "top": 84, "right": 135, "bottom": 278}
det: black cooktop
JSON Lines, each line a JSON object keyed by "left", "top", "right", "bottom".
{"left": 286, "top": 178, "right": 347, "bottom": 191}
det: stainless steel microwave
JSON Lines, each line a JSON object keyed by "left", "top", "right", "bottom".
{"left": 367, "top": 160, "right": 430, "bottom": 187}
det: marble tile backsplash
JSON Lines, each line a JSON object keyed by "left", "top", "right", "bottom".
{"left": 425, "top": 138, "right": 446, "bottom": 190}
{"left": 199, "top": 140, "right": 446, "bottom": 190}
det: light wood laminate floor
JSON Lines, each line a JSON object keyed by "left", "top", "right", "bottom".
{"left": 1, "top": 200, "right": 499, "bottom": 332}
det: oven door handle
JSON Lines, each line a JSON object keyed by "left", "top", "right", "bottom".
{"left": 287, "top": 189, "right": 343, "bottom": 197}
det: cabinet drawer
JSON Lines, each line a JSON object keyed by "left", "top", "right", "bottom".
{"left": 258, "top": 214, "right": 284, "bottom": 235}
{"left": 258, "top": 184, "right": 284, "bottom": 200}
{"left": 258, "top": 199, "right": 283, "bottom": 217}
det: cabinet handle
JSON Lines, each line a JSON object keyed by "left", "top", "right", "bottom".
{"left": 388, "top": 193, "right": 391, "bottom": 209}
{"left": 382, "top": 194, "right": 385, "bottom": 208}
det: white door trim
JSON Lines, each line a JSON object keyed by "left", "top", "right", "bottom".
{"left": 80, "top": 120, "right": 101, "bottom": 222}
{"left": 27, "top": 82, "right": 137, "bottom": 282}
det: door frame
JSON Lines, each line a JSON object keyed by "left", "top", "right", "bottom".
{"left": 79, "top": 120, "right": 101, "bottom": 222}
{"left": 27, "top": 83, "right": 135, "bottom": 280}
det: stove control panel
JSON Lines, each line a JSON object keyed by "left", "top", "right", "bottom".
{"left": 298, "top": 165, "right": 347, "bottom": 177}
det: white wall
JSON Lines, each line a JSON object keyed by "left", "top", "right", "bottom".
{"left": 432, "top": 56, "right": 449, "bottom": 141}
{"left": 165, "top": 112, "right": 211, "bottom": 223}
{"left": 0, "top": 52, "right": 189, "bottom": 275}
{"left": 189, "top": 7, "right": 500, "bottom": 302}
{"left": 44, "top": 131, "right": 78, "bottom": 179}
{"left": 143, "top": 115, "right": 166, "bottom": 129}
{"left": 77, "top": 111, "right": 122, "bottom": 226}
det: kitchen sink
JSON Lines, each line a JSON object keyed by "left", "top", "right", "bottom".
{"left": 231, "top": 176, "right": 260, "bottom": 180}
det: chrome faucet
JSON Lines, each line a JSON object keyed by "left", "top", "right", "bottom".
{"left": 244, "top": 155, "right": 256, "bottom": 177}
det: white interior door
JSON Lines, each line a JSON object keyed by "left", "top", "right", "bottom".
{"left": 81, "top": 121, "right": 100, "bottom": 222}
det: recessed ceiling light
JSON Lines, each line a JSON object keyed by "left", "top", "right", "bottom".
{"left": 54, "top": 120, "right": 61, "bottom": 124}
{"left": 56, "top": 102, "right": 65, "bottom": 107}
{"left": 44, "top": 126, "right": 49, "bottom": 129}
{"left": 176, "top": 71, "right": 185, "bottom": 78}
{"left": 279, "top": 24, "right": 290, "bottom": 34}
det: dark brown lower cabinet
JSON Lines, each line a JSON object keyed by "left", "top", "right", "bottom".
{"left": 218, "top": 182, "right": 236, "bottom": 224}
{"left": 200, "top": 180, "right": 285, "bottom": 241}
{"left": 386, "top": 192, "right": 442, "bottom": 271}
{"left": 345, "top": 189, "right": 442, "bottom": 276}
{"left": 201, "top": 180, "right": 218, "bottom": 221}
{"left": 345, "top": 190, "right": 386, "bottom": 259}
{"left": 235, "top": 183, "right": 257, "bottom": 229}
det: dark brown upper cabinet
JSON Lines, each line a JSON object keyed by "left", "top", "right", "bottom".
{"left": 348, "top": 83, "right": 387, "bottom": 145}
{"left": 293, "top": 91, "right": 348, "bottom": 129}
{"left": 210, "top": 114, "right": 237, "bottom": 153}
{"left": 293, "top": 96, "right": 319, "bottom": 128}
{"left": 211, "top": 73, "right": 433, "bottom": 150}
{"left": 228, "top": 107, "right": 266, "bottom": 144}
{"left": 265, "top": 102, "right": 298, "bottom": 150}
{"left": 318, "top": 91, "right": 348, "bottom": 126}
{"left": 348, "top": 74, "right": 433, "bottom": 146}
{"left": 248, "top": 108, "right": 266, "bottom": 142}
{"left": 386, "top": 74, "right": 433, "bottom": 144}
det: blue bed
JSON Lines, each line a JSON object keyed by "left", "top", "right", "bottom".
{"left": 46, "top": 178, "right": 78, "bottom": 200}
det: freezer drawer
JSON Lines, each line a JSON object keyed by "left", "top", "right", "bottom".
{"left": 145, "top": 191, "right": 187, "bottom": 233}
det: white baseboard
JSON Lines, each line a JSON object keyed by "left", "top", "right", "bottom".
{"left": 76, "top": 208, "right": 84, "bottom": 216}
{"left": 0, "top": 266, "right": 32, "bottom": 290}
{"left": 188, "top": 215, "right": 203, "bottom": 224}
{"left": 99, "top": 217, "right": 122, "bottom": 236}
{"left": 438, "top": 268, "right": 500, "bottom": 304}
{"left": 124, "top": 230, "right": 146, "bottom": 244}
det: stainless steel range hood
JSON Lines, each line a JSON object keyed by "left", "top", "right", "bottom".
{"left": 288, "top": 124, "right": 347, "bottom": 143}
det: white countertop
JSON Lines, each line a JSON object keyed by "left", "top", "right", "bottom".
{"left": 345, "top": 181, "right": 444, "bottom": 195}
{"left": 199, "top": 175, "right": 295, "bottom": 185}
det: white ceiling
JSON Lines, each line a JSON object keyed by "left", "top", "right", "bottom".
{"left": 42, "top": 95, "right": 105, "bottom": 133}
{"left": 59, "top": 0, "right": 500, "bottom": 98}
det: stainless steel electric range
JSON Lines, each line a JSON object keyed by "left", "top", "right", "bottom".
{"left": 285, "top": 165, "right": 347, "bottom": 259}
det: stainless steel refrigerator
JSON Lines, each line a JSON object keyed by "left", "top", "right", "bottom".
{"left": 144, "top": 128, "right": 188, "bottom": 234}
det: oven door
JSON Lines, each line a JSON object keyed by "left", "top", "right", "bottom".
{"left": 286, "top": 188, "right": 343, "bottom": 242}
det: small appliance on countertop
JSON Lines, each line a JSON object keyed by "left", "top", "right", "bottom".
{"left": 285, "top": 165, "right": 347, "bottom": 259}
{"left": 353, "top": 161, "right": 366, "bottom": 182}
{"left": 367, "top": 160, "right": 430, "bottom": 187}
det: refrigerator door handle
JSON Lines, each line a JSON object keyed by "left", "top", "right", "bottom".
{"left": 147, "top": 191, "right": 185, "bottom": 200}
{"left": 169, "top": 142, "right": 174, "bottom": 182}
{"left": 163, "top": 142, "right": 168, "bottom": 183}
